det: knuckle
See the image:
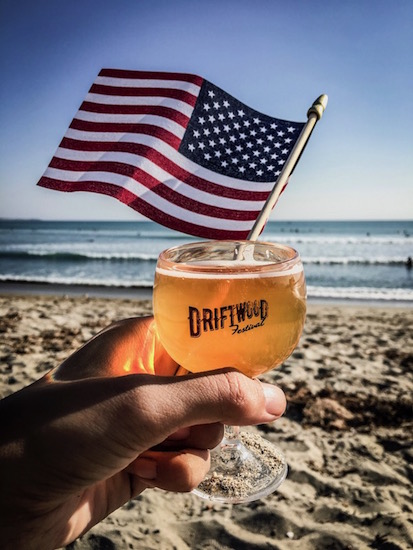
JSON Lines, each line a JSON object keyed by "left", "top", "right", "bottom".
{"left": 222, "top": 370, "right": 248, "bottom": 411}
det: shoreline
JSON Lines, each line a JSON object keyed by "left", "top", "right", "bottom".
{"left": 1, "top": 280, "right": 412, "bottom": 309}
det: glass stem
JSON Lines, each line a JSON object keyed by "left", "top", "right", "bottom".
{"left": 224, "top": 425, "right": 240, "bottom": 442}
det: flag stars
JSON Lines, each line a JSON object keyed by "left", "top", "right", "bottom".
{"left": 181, "top": 82, "right": 303, "bottom": 182}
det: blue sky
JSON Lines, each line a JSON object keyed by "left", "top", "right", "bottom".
{"left": 0, "top": 0, "right": 412, "bottom": 221}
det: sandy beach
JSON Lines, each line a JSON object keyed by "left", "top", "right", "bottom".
{"left": 1, "top": 293, "right": 412, "bottom": 550}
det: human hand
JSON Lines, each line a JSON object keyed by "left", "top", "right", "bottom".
{"left": 0, "top": 317, "right": 286, "bottom": 549}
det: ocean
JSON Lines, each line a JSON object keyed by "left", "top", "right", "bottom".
{"left": 0, "top": 219, "right": 412, "bottom": 303}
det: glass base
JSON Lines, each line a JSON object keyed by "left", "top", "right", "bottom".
{"left": 192, "top": 430, "right": 288, "bottom": 503}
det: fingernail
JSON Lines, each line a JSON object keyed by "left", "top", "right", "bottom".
{"left": 134, "top": 457, "right": 157, "bottom": 479}
{"left": 262, "top": 384, "right": 286, "bottom": 417}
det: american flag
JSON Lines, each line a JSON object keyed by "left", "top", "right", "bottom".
{"left": 38, "top": 69, "right": 305, "bottom": 239}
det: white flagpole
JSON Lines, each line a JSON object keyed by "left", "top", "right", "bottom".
{"left": 247, "top": 94, "right": 328, "bottom": 241}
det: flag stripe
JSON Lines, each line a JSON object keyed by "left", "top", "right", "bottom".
{"left": 59, "top": 137, "right": 271, "bottom": 200}
{"left": 39, "top": 175, "right": 255, "bottom": 237}
{"left": 69, "top": 119, "right": 182, "bottom": 149}
{"left": 80, "top": 101, "right": 190, "bottom": 127}
{"left": 90, "top": 83, "right": 198, "bottom": 106}
{"left": 95, "top": 76, "right": 202, "bottom": 94}
{"left": 74, "top": 110, "right": 186, "bottom": 137}
{"left": 46, "top": 157, "right": 260, "bottom": 220}
{"left": 52, "top": 147, "right": 267, "bottom": 209}
{"left": 84, "top": 93, "right": 195, "bottom": 115}
{"left": 98, "top": 68, "right": 204, "bottom": 86}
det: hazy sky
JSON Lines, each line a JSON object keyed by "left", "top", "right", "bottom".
{"left": 0, "top": 0, "right": 412, "bottom": 221}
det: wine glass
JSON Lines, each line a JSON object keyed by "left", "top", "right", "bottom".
{"left": 153, "top": 240, "right": 306, "bottom": 503}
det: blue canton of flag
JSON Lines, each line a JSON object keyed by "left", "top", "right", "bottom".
{"left": 180, "top": 80, "right": 304, "bottom": 183}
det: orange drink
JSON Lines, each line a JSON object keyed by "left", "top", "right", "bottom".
{"left": 153, "top": 241, "right": 306, "bottom": 377}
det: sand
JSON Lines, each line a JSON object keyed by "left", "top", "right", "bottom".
{"left": 1, "top": 293, "right": 412, "bottom": 550}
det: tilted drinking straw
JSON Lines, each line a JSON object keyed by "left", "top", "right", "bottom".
{"left": 246, "top": 94, "right": 328, "bottom": 242}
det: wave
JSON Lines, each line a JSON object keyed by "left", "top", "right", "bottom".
{"left": 306, "top": 285, "right": 413, "bottom": 302}
{"left": 302, "top": 256, "right": 411, "bottom": 266}
{"left": 266, "top": 235, "right": 413, "bottom": 245}
{"left": 2, "top": 224, "right": 412, "bottom": 245}
{"left": 0, "top": 250, "right": 159, "bottom": 262}
{"left": 0, "top": 249, "right": 410, "bottom": 266}
{"left": 0, "top": 273, "right": 154, "bottom": 288}
{"left": 0, "top": 226, "right": 187, "bottom": 240}
{"left": 1, "top": 275, "right": 412, "bottom": 302}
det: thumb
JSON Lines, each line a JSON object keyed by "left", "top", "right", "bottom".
{"left": 127, "top": 369, "right": 286, "bottom": 447}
